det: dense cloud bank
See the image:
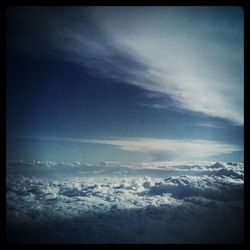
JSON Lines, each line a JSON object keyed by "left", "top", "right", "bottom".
{"left": 6, "top": 161, "right": 244, "bottom": 243}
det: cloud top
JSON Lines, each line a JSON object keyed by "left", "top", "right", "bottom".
{"left": 7, "top": 160, "right": 244, "bottom": 243}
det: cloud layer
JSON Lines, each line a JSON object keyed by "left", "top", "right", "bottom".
{"left": 7, "top": 160, "right": 244, "bottom": 243}
{"left": 7, "top": 7, "right": 244, "bottom": 124}
{"left": 82, "top": 138, "right": 241, "bottom": 160}
{"left": 12, "top": 135, "right": 242, "bottom": 161}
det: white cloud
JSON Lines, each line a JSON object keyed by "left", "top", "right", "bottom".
{"left": 85, "top": 138, "right": 240, "bottom": 159}
{"left": 88, "top": 7, "right": 243, "bottom": 124}
{"left": 7, "top": 159, "right": 244, "bottom": 178}
{"left": 7, "top": 160, "right": 244, "bottom": 243}
{"left": 11, "top": 135, "right": 241, "bottom": 161}
{"left": 194, "top": 123, "right": 225, "bottom": 129}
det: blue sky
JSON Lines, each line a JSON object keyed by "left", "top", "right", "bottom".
{"left": 6, "top": 6, "right": 244, "bottom": 163}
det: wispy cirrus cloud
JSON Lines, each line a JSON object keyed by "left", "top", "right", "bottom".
{"left": 89, "top": 7, "right": 243, "bottom": 124}
{"left": 193, "top": 123, "right": 225, "bottom": 129}
{"left": 7, "top": 7, "right": 244, "bottom": 125}
{"left": 11, "top": 135, "right": 242, "bottom": 161}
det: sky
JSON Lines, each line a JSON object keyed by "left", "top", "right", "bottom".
{"left": 6, "top": 6, "right": 244, "bottom": 163}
